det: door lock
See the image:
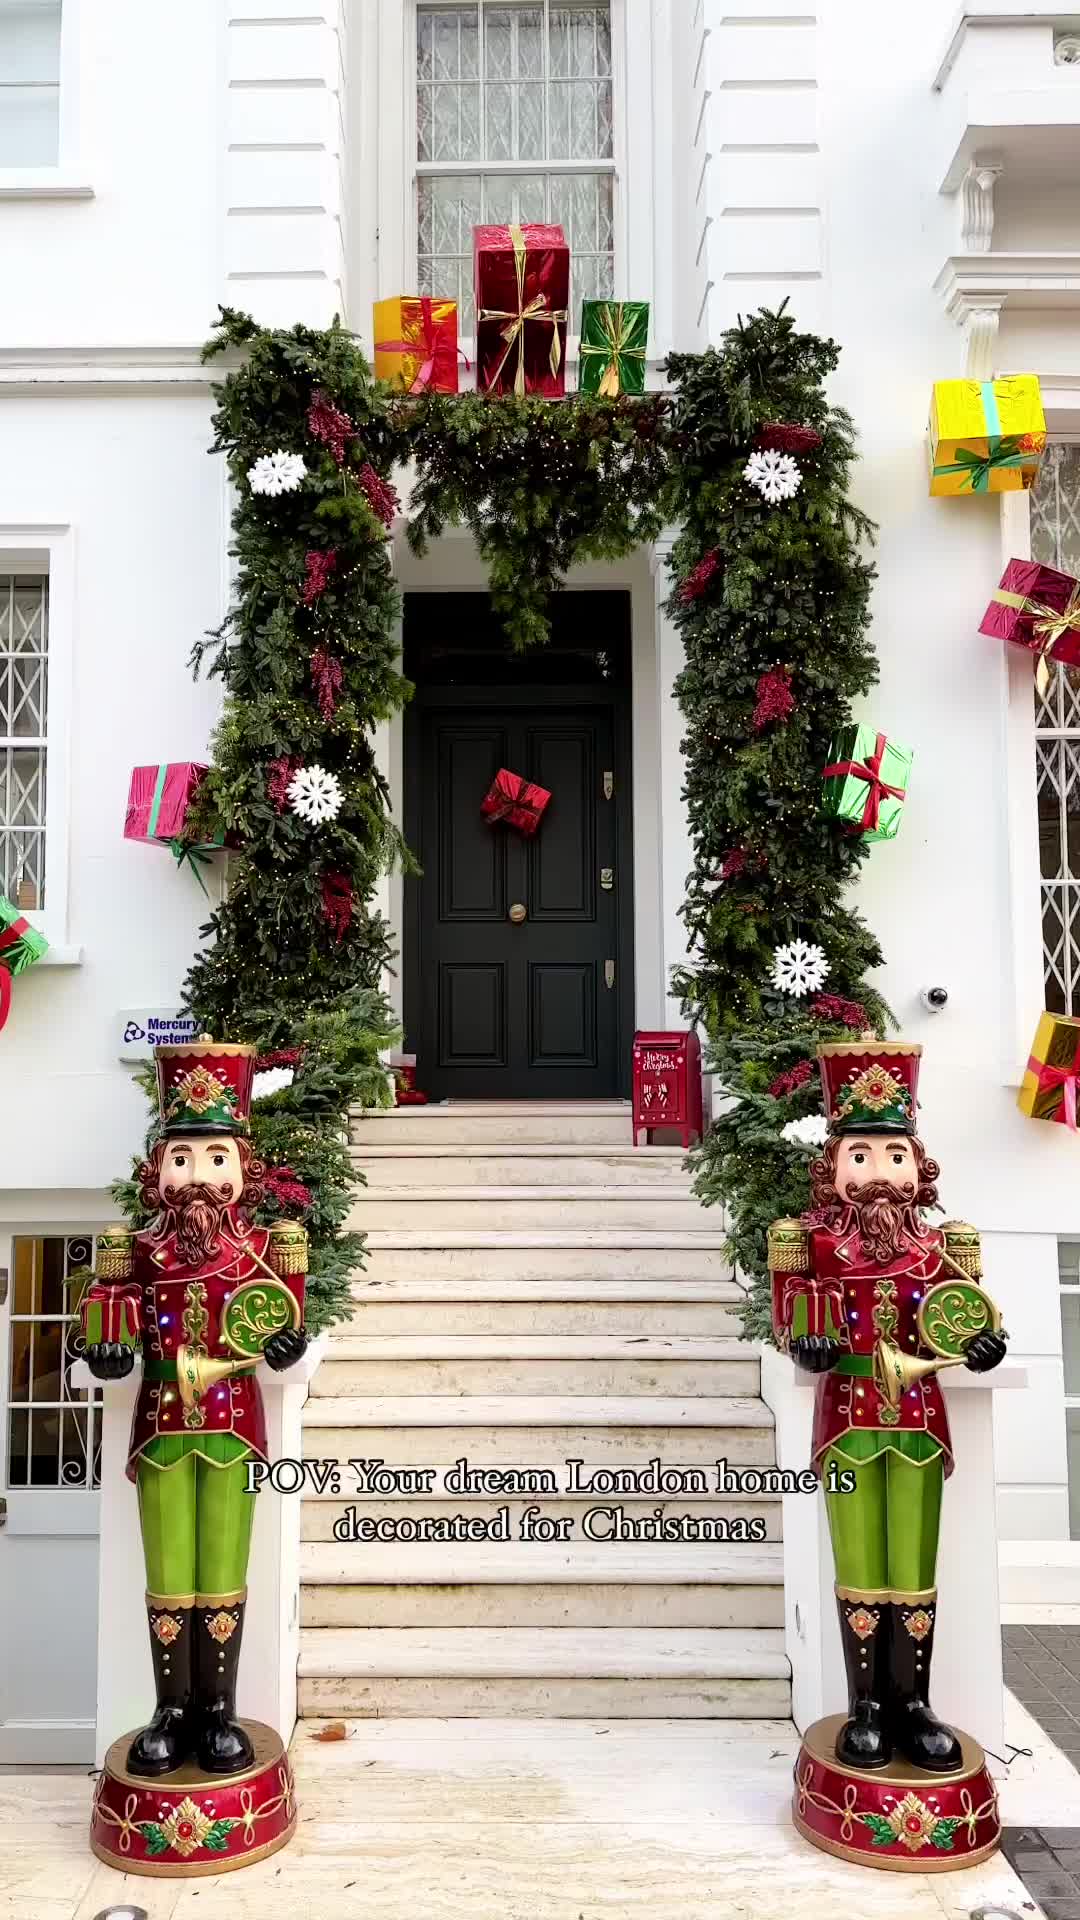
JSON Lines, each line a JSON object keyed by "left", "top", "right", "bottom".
{"left": 604, "top": 960, "right": 615, "bottom": 989}
{"left": 600, "top": 868, "right": 614, "bottom": 891}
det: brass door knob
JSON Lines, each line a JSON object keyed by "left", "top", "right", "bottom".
{"left": 508, "top": 903, "right": 527, "bottom": 924}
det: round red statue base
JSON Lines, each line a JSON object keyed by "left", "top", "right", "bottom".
{"left": 793, "top": 1715, "right": 1000, "bottom": 1873}
{"left": 90, "top": 1720, "right": 296, "bottom": 1877}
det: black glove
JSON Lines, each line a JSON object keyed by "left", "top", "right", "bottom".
{"left": 965, "top": 1330, "right": 1008, "bottom": 1373}
{"left": 790, "top": 1334, "right": 840, "bottom": 1374}
{"left": 263, "top": 1327, "right": 309, "bottom": 1373}
{"left": 85, "top": 1341, "right": 136, "bottom": 1381}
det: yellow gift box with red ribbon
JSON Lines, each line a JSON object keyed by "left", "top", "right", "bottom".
{"left": 929, "top": 376, "right": 1046, "bottom": 497}
{"left": 373, "top": 295, "right": 461, "bottom": 394}
{"left": 1018, "top": 1011, "right": 1080, "bottom": 1130}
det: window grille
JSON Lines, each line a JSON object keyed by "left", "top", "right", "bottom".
{"left": 0, "top": 2, "right": 62, "bottom": 168}
{"left": 0, "top": 574, "right": 48, "bottom": 911}
{"left": 416, "top": 1, "right": 615, "bottom": 335}
{"left": 6, "top": 1235, "right": 102, "bottom": 1490}
{"left": 1032, "top": 446, "right": 1080, "bottom": 1013}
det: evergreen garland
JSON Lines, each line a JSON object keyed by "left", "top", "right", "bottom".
{"left": 111, "top": 303, "right": 892, "bottom": 1348}
{"left": 664, "top": 308, "right": 889, "bottom": 1341}
{"left": 396, "top": 390, "right": 671, "bottom": 651}
{"left": 113, "top": 310, "right": 408, "bottom": 1333}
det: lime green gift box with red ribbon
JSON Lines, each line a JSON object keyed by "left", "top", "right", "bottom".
{"left": 0, "top": 893, "right": 49, "bottom": 1033}
{"left": 821, "top": 724, "right": 912, "bottom": 842}
{"left": 929, "top": 375, "right": 1046, "bottom": 497}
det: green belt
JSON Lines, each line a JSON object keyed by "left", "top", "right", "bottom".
{"left": 142, "top": 1358, "right": 254, "bottom": 1382}
{"left": 834, "top": 1353, "right": 874, "bottom": 1376}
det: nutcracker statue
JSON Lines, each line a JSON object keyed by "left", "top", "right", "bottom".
{"left": 83, "top": 1038, "right": 308, "bottom": 1876}
{"left": 770, "top": 1041, "right": 1008, "bottom": 1871}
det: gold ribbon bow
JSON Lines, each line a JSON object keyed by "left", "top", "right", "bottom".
{"left": 479, "top": 224, "right": 568, "bottom": 396}
{"left": 995, "top": 583, "right": 1080, "bottom": 692}
{"left": 578, "top": 303, "right": 647, "bottom": 398}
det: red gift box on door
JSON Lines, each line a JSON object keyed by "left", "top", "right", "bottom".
{"left": 632, "top": 1031, "right": 704, "bottom": 1149}
{"left": 474, "top": 222, "right": 570, "bottom": 397}
{"left": 481, "top": 768, "right": 552, "bottom": 837}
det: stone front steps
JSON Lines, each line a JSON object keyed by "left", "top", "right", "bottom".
{"left": 297, "top": 1102, "right": 789, "bottom": 1719}
{"left": 296, "top": 1626, "right": 791, "bottom": 1719}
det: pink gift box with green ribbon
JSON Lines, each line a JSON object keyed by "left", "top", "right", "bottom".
{"left": 124, "top": 763, "right": 225, "bottom": 889}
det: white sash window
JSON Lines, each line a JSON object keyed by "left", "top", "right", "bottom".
{"left": 416, "top": 1, "right": 616, "bottom": 335}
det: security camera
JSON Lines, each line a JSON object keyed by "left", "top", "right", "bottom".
{"left": 921, "top": 986, "right": 948, "bottom": 1012}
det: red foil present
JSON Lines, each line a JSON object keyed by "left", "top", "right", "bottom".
{"left": 480, "top": 768, "right": 551, "bottom": 836}
{"left": 979, "top": 556, "right": 1080, "bottom": 683}
{"left": 474, "top": 223, "right": 569, "bottom": 397}
{"left": 124, "top": 763, "right": 218, "bottom": 847}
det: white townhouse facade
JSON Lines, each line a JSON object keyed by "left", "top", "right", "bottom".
{"left": 2, "top": 0, "right": 1080, "bottom": 1761}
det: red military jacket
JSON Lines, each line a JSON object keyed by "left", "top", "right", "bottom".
{"left": 83, "top": 1213, "right": 305, "bottom": 1480}
{"left": 771, "top": 1215, "right": 953, "bottom": 1477}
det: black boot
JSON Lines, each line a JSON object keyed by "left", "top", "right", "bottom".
{"left": 835, "top": 1592, "right": 893, "bottom": 1770}
{"left": 195, "top": 1594, "right": 254, "bottom": 1774}
{"left": 126, "top": 1598, "right": 194, "bottom": 1776}
{"left": 888, "top": 1597, "right": 962, "bottom": 1773}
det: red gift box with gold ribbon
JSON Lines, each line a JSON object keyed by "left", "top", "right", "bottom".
{"left": 979, "top": 556, "right": 1080, "bottom": 683}
{"left": 474, "top": 223, "right": 569, "bottom": 397}
{"left": 480, "top": 768, "right": 551, "bottom": 836}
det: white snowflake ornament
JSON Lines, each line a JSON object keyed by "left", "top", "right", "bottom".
{"left": 770, "top": 939, "right": 829, "bottom": 998}
{"left": 780, "top": 1114, "right": 829, "bottom": 1150}
{"left": 287, "top": 763, "right": 344, "bottom": 826}
{"left": 252, "top": 1066, "right": 296, "bottom": 1102}
{"left": 248, "top": 450, "right": 308, "bottom": 497}
{"left": 743, "top": 448, "right": 802, "bottom": 506}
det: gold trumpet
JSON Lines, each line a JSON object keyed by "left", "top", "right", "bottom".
{"left": 872, "top": 1276, "right": 1004, "bottom": 1412}
{"left": 176, "top": 1343, "right": 255, "bottom": 1415}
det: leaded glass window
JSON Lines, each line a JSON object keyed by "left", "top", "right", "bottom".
{"left": 0, "top": 574, "right": 48, "bottom": 911}
{"left": 1033, "top": 447, "right": 1080, "bottom": 1012}
{"left": 416, "top": 2, "right": 615, "bottom": 334}
{"left": 6, "top": 1235, "right": 101, "bottom": 1490}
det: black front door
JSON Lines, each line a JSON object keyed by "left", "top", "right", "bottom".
{"left": 403, "top": 597, "right": 633, "bottom": 1100}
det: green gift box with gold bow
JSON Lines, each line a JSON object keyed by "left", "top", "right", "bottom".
{"left": 929, "top": 376, "right": 1046, "bottom": 497}
{"left": 577, "top": 300, "right": 649, "bottom": 397}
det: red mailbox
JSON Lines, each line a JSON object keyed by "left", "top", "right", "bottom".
{"left": 632, "top": 1030, "right": 704, "bottom": 1148}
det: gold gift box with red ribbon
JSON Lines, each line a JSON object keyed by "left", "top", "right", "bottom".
{"left": 373, "top": 295, "right": 461, "bottom": 394}
{"left": 1018, "top": 1011, "right": 1080, "bottom": 1130}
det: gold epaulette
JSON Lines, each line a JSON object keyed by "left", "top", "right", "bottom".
{"left": 267, "top": 1219, "right": 308, "bottom": 1276}
{"left": 941, "top": 1220, "right": 982, "bottom": 1279}
{"left": 95, "top": 1224, "right": 135, "bottom": 1282}
{"left": 767, "top": 1218, "right": 809, "bottom": 1272}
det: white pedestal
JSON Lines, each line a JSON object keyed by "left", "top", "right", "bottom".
{"left": 74, "top": 1340, "right": 324, "bottom": 1769}
{"left": 761, "top": 1347, "right": 1028, "bottom": 1758}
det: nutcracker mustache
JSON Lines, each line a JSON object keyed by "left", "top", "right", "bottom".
{"left": 161, "top": 1181, "right": 235, "bottom": 1266}
{"left": 846, "top": 1178, "right": 919, "bottom": 1265}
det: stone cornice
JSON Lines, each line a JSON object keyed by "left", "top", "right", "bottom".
{"left": 0, "top": 345, "right": 242, "bottom": 394}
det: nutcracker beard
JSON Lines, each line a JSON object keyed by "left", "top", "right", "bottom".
{"left": 809, "top": 1137, "right": 940, "bottom": 1265}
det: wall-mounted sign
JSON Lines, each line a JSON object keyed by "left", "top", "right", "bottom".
{"left": 117, "top": 1008, "right": 199, "bottom": 1064}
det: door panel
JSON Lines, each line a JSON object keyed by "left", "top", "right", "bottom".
{"left": 408, "top": 690, "right": 628, "bottom": 1100}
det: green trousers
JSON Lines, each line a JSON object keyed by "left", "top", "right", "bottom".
{"left": 822, "top": 1435, "right": 944, "bottom": 1595}
{"left": 136, "top": 1434, "right": 257, "bottom": 1600}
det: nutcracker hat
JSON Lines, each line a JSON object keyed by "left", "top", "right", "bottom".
{"left": 155, "top": 1036, "right": 255, "bottom": 1137}
{"left": 818, "top": 1040, "right": 922, "bottom": 1136}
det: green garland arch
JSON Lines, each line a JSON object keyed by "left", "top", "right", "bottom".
{"left": 113, "top": 303, "right": 887, "bottom": 1344}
